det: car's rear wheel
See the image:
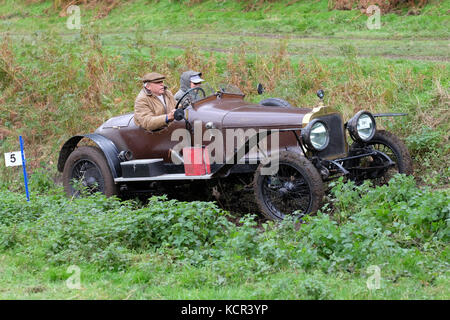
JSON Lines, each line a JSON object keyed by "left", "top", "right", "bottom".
{"left": 63, "top": 146, "right": 118, "bottom": 197}
{"left": 253, "top": 151, "right": 324, "bottom": 221}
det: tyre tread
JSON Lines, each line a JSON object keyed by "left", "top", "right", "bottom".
{"left": 62, "top": 146, "right": 118, "bottom": 197}
{"left": 253, "top": 151, "right": 324, "bottom": 221}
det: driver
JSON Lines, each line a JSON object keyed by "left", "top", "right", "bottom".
{"left": 174, "top": 70, "right": 205, "bottom": 101}
{"left": 134, "top": 72, "right": 177, "bottom": 131}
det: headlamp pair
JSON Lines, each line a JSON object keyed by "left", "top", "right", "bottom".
{"left": 301, "top": 111, "right": 376, "bottom": 151}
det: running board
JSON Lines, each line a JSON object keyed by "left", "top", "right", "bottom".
{"left": 115, "top": 173, "right": 213, "bottom": 182}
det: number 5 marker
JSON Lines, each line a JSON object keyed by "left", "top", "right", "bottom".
{"left": 3, "top": 136, "right": 30, "bottom": 201}
{"left": 4, "top": 151, "right": 23, "bottom": 167}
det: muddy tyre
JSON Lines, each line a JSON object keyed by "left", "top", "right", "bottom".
{"left": 63, "top": 146, "right": 118, "bottom": 197}
{"left": 253, "top": 151, "right": 324, "bottom": 221}
{"left": 351, "top": 130, "right": 413, "bottom": 182}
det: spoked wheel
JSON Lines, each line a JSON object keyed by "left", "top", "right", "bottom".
{"left": 351, "top": 130, "right": 413, "bottom": 185}
{"left": 63, "top": 146, "right": 118, "bottom": 197}
{"left": 253, "top": 151, "right": 324, "bottom": 221}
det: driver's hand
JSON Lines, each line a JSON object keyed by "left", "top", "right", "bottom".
{"left": 167, "top": 109, "right": 176, "bottom": 122}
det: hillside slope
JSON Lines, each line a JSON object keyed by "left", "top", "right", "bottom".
{"left": 0, "top": 0, "right": 448, "bottom": 188}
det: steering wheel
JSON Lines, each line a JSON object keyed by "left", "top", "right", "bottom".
{"left": 175, "top": 87, "right": 206, "bottom": 110}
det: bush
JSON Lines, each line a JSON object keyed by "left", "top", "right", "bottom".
{"left": 38, "top": 195, "right": 234, "bottom": 268}
{"left": 0, "top": 174, "right": 447, "bottom": 279}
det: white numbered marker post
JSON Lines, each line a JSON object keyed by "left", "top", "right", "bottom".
{"left": 4, "top": 151, "right": 23, "bottom": 167}
{"left": 3, "top": 136, "right": 30, "bottom": 201}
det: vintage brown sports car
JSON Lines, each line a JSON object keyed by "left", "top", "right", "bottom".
{"left": 58, "top": 85, "right": 413, "bottom": 220}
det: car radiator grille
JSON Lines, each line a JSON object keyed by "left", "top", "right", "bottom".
{"left": 316, "top": 113, "right": 346, "bottom": 159}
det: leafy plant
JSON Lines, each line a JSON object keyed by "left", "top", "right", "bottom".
{"left": 406, "top": 126, "right": 443, "bottom": 154}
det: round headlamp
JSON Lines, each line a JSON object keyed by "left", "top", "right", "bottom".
{"left": 347, "top": 111, "right": 376, "bottom": 142}
{"left": 302, "top": 119, "right": 330, "bottom": 151}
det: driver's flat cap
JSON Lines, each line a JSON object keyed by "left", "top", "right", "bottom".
{"left": 141, "top": 72, "right": 165, "bottom": 83}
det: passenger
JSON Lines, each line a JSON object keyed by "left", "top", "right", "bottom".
{"left": 134, "top": 72, "right": 177, "bottom": 131}
{"left": 174, "top": 70, "right": 205, "bottom": 101}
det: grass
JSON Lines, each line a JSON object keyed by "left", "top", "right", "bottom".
{"left": 0, "top": 1, "right": 448, "bottom": 188}
{"left": 1, "top": 1, "right": 449, "bottom": 64}
{"left": 1, "top": 253, "right": 448, "bottom": 299}
{"left": 1, "top": 31, "right": 448, "bottom": 188}
{"left": 0, "top": 174, "right": 448, "bottom": 299}
{"left": 1, "top": 0, "right": 449, "bottom": 39}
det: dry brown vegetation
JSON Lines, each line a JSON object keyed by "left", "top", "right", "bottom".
{"left": 330, "top": 0, "right": 428, "bottom": 13}
{"left": 0, "top": 26, "right": 448, "bottom": 185}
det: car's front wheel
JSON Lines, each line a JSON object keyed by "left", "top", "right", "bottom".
{"left": 253, "top": 151, "right": 324, "bottom": 221}
{"left": 63, "top": 146, "right": 118, "bottom": 197}
{"left": 350, "top": 130, "right": 413, "bottom": 184}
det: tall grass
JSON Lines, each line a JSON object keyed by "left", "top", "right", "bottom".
{"left": 0, "top": 28, "right": 448, "bottom": 188}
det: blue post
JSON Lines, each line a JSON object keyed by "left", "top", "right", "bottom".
{"left": 19, "top": 136, "right": 30, "bottom": 202}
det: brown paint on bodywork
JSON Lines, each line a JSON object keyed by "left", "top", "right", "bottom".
{"left": 94, "top": 93, "right": 342, "bottom": 164}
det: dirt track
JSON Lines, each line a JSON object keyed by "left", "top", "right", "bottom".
{"left": 3, "top": 30, "right": 449, "bottom": 62}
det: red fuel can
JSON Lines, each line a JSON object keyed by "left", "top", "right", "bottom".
{"left": 183, "top": 146, "right": 211, "bottom": 176}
